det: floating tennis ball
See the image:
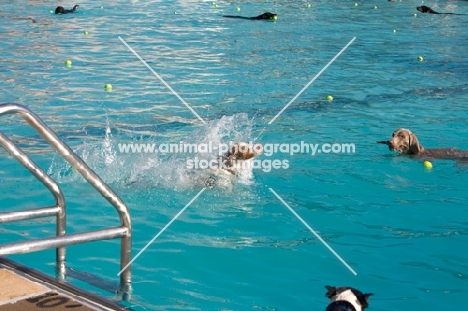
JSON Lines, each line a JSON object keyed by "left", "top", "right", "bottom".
{"left": 272, "top": 15, "right": 277, "bottom": 20}
{"left": 212, "top": 2, "right": 218, "bottom": 7}
{"left": 355, "top": 3, "right": 358, "bottom": 6}
{"left": 393, "top": 29, "right": 396, "bottom": 33}
{"left": 50, "top": 10, "right": 53, "bottom": 13}
{"left": 418, "top": 56, "right": 424, "bottom": 61}
{"left": 105, "top": 84, "right": 112, "bottom": 91}
{"left": 84, "top": 30, "right": 89, "bottom": 35}
{"left": 100, "top": 5, "right": 104, "bottom": 9}
{"left": 374, "top": 5, "right": 378, "bottom": 9}
{"left": 65, "top": 59, "right": 72, "bottom": 67}
{"left": 423, "top": 161, "right": 432, "bottom": 169}
{"left": 236, "top": 7, "right": 240, "bottom": 11}
{"left": 413, "top": 13, "right": 417, "bottom": 17}
{"left": 307, "top": 3, "right": 311, "bottom": 8}
{"left": 326, "top": 95, "right": 333, "bottom": 101}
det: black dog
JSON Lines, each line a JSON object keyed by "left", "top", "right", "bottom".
{"left": 223, "top": 12, "right": 277, "bottom": 20}
{"left": 55, "top": 5, "right": 79, "bottom": 14}
{"left": 416, "top": 5, "right": 463, "bottom": 15}
{"left": 325, "top": 286, "right": 372, "bottom": 311}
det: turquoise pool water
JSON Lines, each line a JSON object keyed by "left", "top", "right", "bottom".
{"left": 1, "top": 0, "right": 468, "bottom": 310}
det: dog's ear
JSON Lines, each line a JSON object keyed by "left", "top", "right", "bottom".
{"left": 356, "top": 292, "right": 373, "bottom": 309}
{"left": 325, "top": 285, "right": 337, "bottom": 298}
{"left": 407, "top": 131, "right": 423, "bottom": 155}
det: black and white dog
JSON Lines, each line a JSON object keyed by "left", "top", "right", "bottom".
{"left": 325, "top": 286, "right": 372, "bottom": 311}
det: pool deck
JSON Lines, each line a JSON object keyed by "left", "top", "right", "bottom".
{"left": 0, "top": 257, "right": 127, "bottom": 311}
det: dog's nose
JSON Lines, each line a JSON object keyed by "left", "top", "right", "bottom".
{"left": 387, "top": 139, "right": 397, "bottom": 150}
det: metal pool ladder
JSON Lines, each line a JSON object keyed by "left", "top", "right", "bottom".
{"left": 0, "top": 103, "right": 132, "bottom": 297}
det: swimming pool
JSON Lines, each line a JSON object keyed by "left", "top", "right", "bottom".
{"left": 1, "top": 0, "right": 468, "bottom": 310}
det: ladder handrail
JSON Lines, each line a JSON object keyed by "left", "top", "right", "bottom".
{"left": 0, "top": 129, "right": 67, "bottom": 268}
{"left": 0, "top": 103, "right": 132, "bottom": 295}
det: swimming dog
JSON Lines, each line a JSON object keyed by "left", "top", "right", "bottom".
{"left": 204, "top": 142, "right": 263, "bottom": 188}
{"left": 377, "top": 128, "right": 468, "bottom": 160}
{"left": 223, "top": 12, "right": 277, "bottom": 20}
{"left": 416, "top": 6, "right": 463, "bottom": 15}
{"left": 325, "top": 286, "right": 372, "bottom": 311}
{"left": 55, "top": 5, "right": 79, "bottom": 14}
{"left": 223, "top": 142, "right": 264, "bottom": 174}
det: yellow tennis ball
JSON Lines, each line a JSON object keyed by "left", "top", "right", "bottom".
{"left": 393, "top": 29, "right": 396, "bottom": 33}
{"left": 84, "top": 30, "right": 89, "bottom": 35}
{"left": 105, "top": 84, "right": 112, "bottom": 91}
{"left": 100, "top": 5, "right": 104, "bottom": 9}
{"left": 354, "top": 3, "right": 358, "bottom": 6}
{"left": 65, "top": 59, "right": 72, "bottom": 67}
{"left": 236, "top": 7, "right": 240, "bottom": 11}
{"left": 374, "top": 5, "right": 378, "bottom": 9}
{"left": 413, "top": 13, "right": 417, "bottom": 17}
{"left": 307, "top": 3, "right": 311, "bottom": 8}
{"left": 418, "top": 56, "right": 424, "bottom": 61}
{"left": 326, "top": 95, "right": 333, "bottom": 101}
{"left": 272, "top": 15, "right": 277, "bottom": 20}
{"left": 423, "top": 161, "right": 432, "bottom": 169}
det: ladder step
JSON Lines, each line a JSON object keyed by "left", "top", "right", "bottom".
{"left": 0, "top": 206, "right": 61, "bottom": 224}
{"left": 0, "top": 227, "right": 128, "bottom": 255}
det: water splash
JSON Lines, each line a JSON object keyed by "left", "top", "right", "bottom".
{"left": 103, "top": 119, "right": 116, "bottom": 166}
{"left": 47, "top": 113, "right": 259, "bottom": 190}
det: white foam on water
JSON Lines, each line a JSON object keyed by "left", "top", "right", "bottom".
{"left": 47, "top": 113, "right": 261, "bottom": 191}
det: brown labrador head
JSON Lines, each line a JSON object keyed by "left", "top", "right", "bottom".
{"left": 228, "top": 142, "right": 263, "bottom": 160}
{"left": 388, "top": 128, "right": 424, "bottom": 155}
{"left": 222, "top": 142, "right": 263, "bottom": 172}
